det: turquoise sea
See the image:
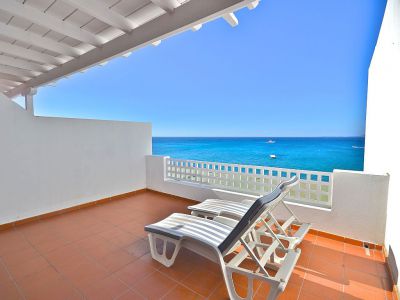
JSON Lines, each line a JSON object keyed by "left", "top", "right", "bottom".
{"left": 152, "top": 137, "right": 365, "bottom": 172}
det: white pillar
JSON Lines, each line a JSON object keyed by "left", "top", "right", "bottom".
{"left": 21, "top": 88, "right": 37, "bottom": 115}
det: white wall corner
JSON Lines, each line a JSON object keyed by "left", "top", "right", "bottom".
{"left": 364, "top": 0, "right": 400, "bottom": 286}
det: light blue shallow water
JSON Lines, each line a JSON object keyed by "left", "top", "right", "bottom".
{"left": 152, "top": 137, "right": 365, "bottom": 172}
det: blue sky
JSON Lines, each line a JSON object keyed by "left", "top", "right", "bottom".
{"left": 34, "top": 0, "right": 386, "bottom": 137}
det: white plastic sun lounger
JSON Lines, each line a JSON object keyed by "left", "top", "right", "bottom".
{"left": 144, "top": 177, "right": 301, "bottom": 300}
{"left": 187, "top": 176, "right": 311, "bottom": 249}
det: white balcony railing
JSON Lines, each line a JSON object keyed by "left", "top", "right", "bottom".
{"left": 165, "top": 157, "right": 333, "bottom": 208}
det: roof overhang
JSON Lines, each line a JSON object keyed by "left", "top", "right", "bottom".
{"left": 0, "top": 0, "right": 259, "bottom": 98}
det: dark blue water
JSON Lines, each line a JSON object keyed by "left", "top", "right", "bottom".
{"left": 152, "top": 137, "right": 365, "bottom": 172}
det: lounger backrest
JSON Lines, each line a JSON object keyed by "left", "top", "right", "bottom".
{"left": 218, "top": 176, "right": 299, "bottom": 255}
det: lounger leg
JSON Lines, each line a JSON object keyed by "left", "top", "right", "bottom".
{"left": 266, "top": 285, "right": 282, "bottom": 300}
{"left": 221, "top": 264, "right": 283, "bottom": 300}
{"left": 221, "top": 266, "right": 254, "bottom": 300}
{"left": 148, "top": 233, "right": 181, "bottom": 267}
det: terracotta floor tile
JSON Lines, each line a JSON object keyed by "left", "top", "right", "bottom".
{"left": 97, "top": 249, "right": 137, "bottom": 273}
{"left": 17, "top": 266, "right": 82, "bottom": 300}
{"left": 0, "top": 260, "right": 10, "bottom": 281}
{"left": 301, "top": 274, "right": 344, "bottom": 300}
{"left": 298, "top": 289, "right": 340, "bottom": 300}
{"left": 252, "top": 281, "right": 300, "bottom": 300}
{"left": 312, "top": 244, "right": 344, "bottom": 266}
{"left": 6, "top": 255, "right": 50, "bottom": 281}
{"left": 115, "top": 259, "right": 157, "bottom": 287}
{"left": 98, "top": 228, "right": 140, "bottom": 248}
{"left": 80, "top": 241, "right": 118, "bottom": 260}
{"left": 344, "top": 254, "right": 383, "bottom": 277}
{"left": 124, "top": 238, "right": 150, "bottom": 258}
{"left": 115, "top": 290, "right": 145, "bottom": 300}
{"left": 297, "top": 250, "right": 312, "bottom": 269}
{"left": 298, "top": 239, "right": 315, "bottom": 254}
{"left": 381, "top": 276, "right": 396, "bottom": 300}
{"left": 24, "top": 231, "right": 59, "bottom": 247}
{"left": 289, "top": 266, "right": 306, "bottom": 286}
{"left": 375, "top": 261, "right": 390, "bottom": 279}
{"left": 302, "top": 258, "right": 345, "bottom": 299}
{"left": 73, "top": 235, "right": 106, "bottom": 251}
{"left": 0, "top": 280, "right": 23, "bottom": 300}
{"left": 343, "top": 281, "right": 387, "bottom": 300}
{"left": 22, "top": 277, "right": 83, "bottom": 300}
{"left": 212, "top": 280, "right": 277, "bottom": 300}
{"left": 303, "top": 270, "right": 344, "bottom": 293}
{"left": 56, "top": 254, "right": 93, "bottom": 275}
{"left": 44, "top": 244, "right": 88, "bottom": 269}
{"left": 132, "top": 270, "right": 177, "bottom": 299}
{"left": 303, "top": 233, "right": 318, "bottom": 244}
{"left": 343, "top": 271, "right": 391, "bottom": 299}
{"left": 158, "top": 254, "right": 196, "bottom": 281}
{"left": 138, "top": 252, "right": 163, "bottom": 269}
{"left": 33, "top": 236, "right": 71, "bottom": 254}
{"left": 17, "top": 266, "right": 61, "bottom": 292}
{"left": 344, "top": 268, "right": 385, "bottom": 292}
{"left": 0, "top": 263, "right": 23, "bottom": 300}
{"left": 373, "top": 250, "right": 386, "bottom": 263}
{"left": 202, "top": 282, "right": 235, "bottom": 300}
{"left": 1, "top": 246, "right": 41, "bottom": 269}
{"left": 62, "top": 261, "right": 110, "bottom": 289}
{"left": 81, "top": 275, "right": 130, "bottom": 300}
{"left": 0, "top": 231, "right": 31, "bottom": 256}
{"left": 117, "top": 221, "right": 147, "bottom": 238}
{"left": 194, "top": 256, "right": 221, "bottom": 274}
{"left": 162, "top": 284, "right": 205, "bottom": 300}
{"left": 307, "top": 257, "right": 345, "bottom": 282}
{"left": 181, "top": 268, "right": 223, "bottom": 297}
{"left": 276, "top": 282, "right": 302, "bottom": 300}
{"left": 315, "top": 236, "right": 344, "bottom": 252}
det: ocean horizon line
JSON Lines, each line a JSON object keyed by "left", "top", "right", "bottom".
{"left": 153, "top": 136, "right": 365, "bottom": 139}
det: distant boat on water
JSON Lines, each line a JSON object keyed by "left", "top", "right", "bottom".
{"left": 266, "top": 140, "right": 276, "bottom": 144}
{"left": 269, "top": 154, "right": 277, "bottom": 159}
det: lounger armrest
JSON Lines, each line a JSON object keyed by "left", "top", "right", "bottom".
{"left": 219, "top": 210, "right": 243, "bottom": 221}
{"left": 214, "top": 216, "right": 239, "bottom": 227}
{"left": 275, "top": 249, "right": 301, "bottom": 285}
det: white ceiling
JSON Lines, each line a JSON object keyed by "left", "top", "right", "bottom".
{"left": 0, "top": 0, "right": 258, "bottom": 98}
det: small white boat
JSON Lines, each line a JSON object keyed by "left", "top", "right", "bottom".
{"left": 269, "top": 154, "right": 277, "bottom": 159}
{"left": 266, "top": 140, "right": 276, "bottom": 144}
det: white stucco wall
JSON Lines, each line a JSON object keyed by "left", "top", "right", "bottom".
{"left": 364, "top": 0, "right": 400, "bottom": 284}
{"left": 146, "top": 155, "right": 389, "bottom": 245}
{"left": 0, "top": 93, "right": 151, "bottom": 224}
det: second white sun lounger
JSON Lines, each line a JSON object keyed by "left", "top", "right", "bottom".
{"left": 145, "top": 177, "right": 301, "bottom": 300}
{"left": 187, "top": 177, "right": 311, "bottom": 249}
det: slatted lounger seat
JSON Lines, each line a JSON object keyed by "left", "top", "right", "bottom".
{"left": 144, "top": 177, "right": 301, "bottom": 300}
{"left": 188, "top": 177, "right": 311, "bottom": 249}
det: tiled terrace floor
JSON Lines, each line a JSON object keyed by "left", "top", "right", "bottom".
{"left": 0, "top": 191, "right": 396, "bottom": 300}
